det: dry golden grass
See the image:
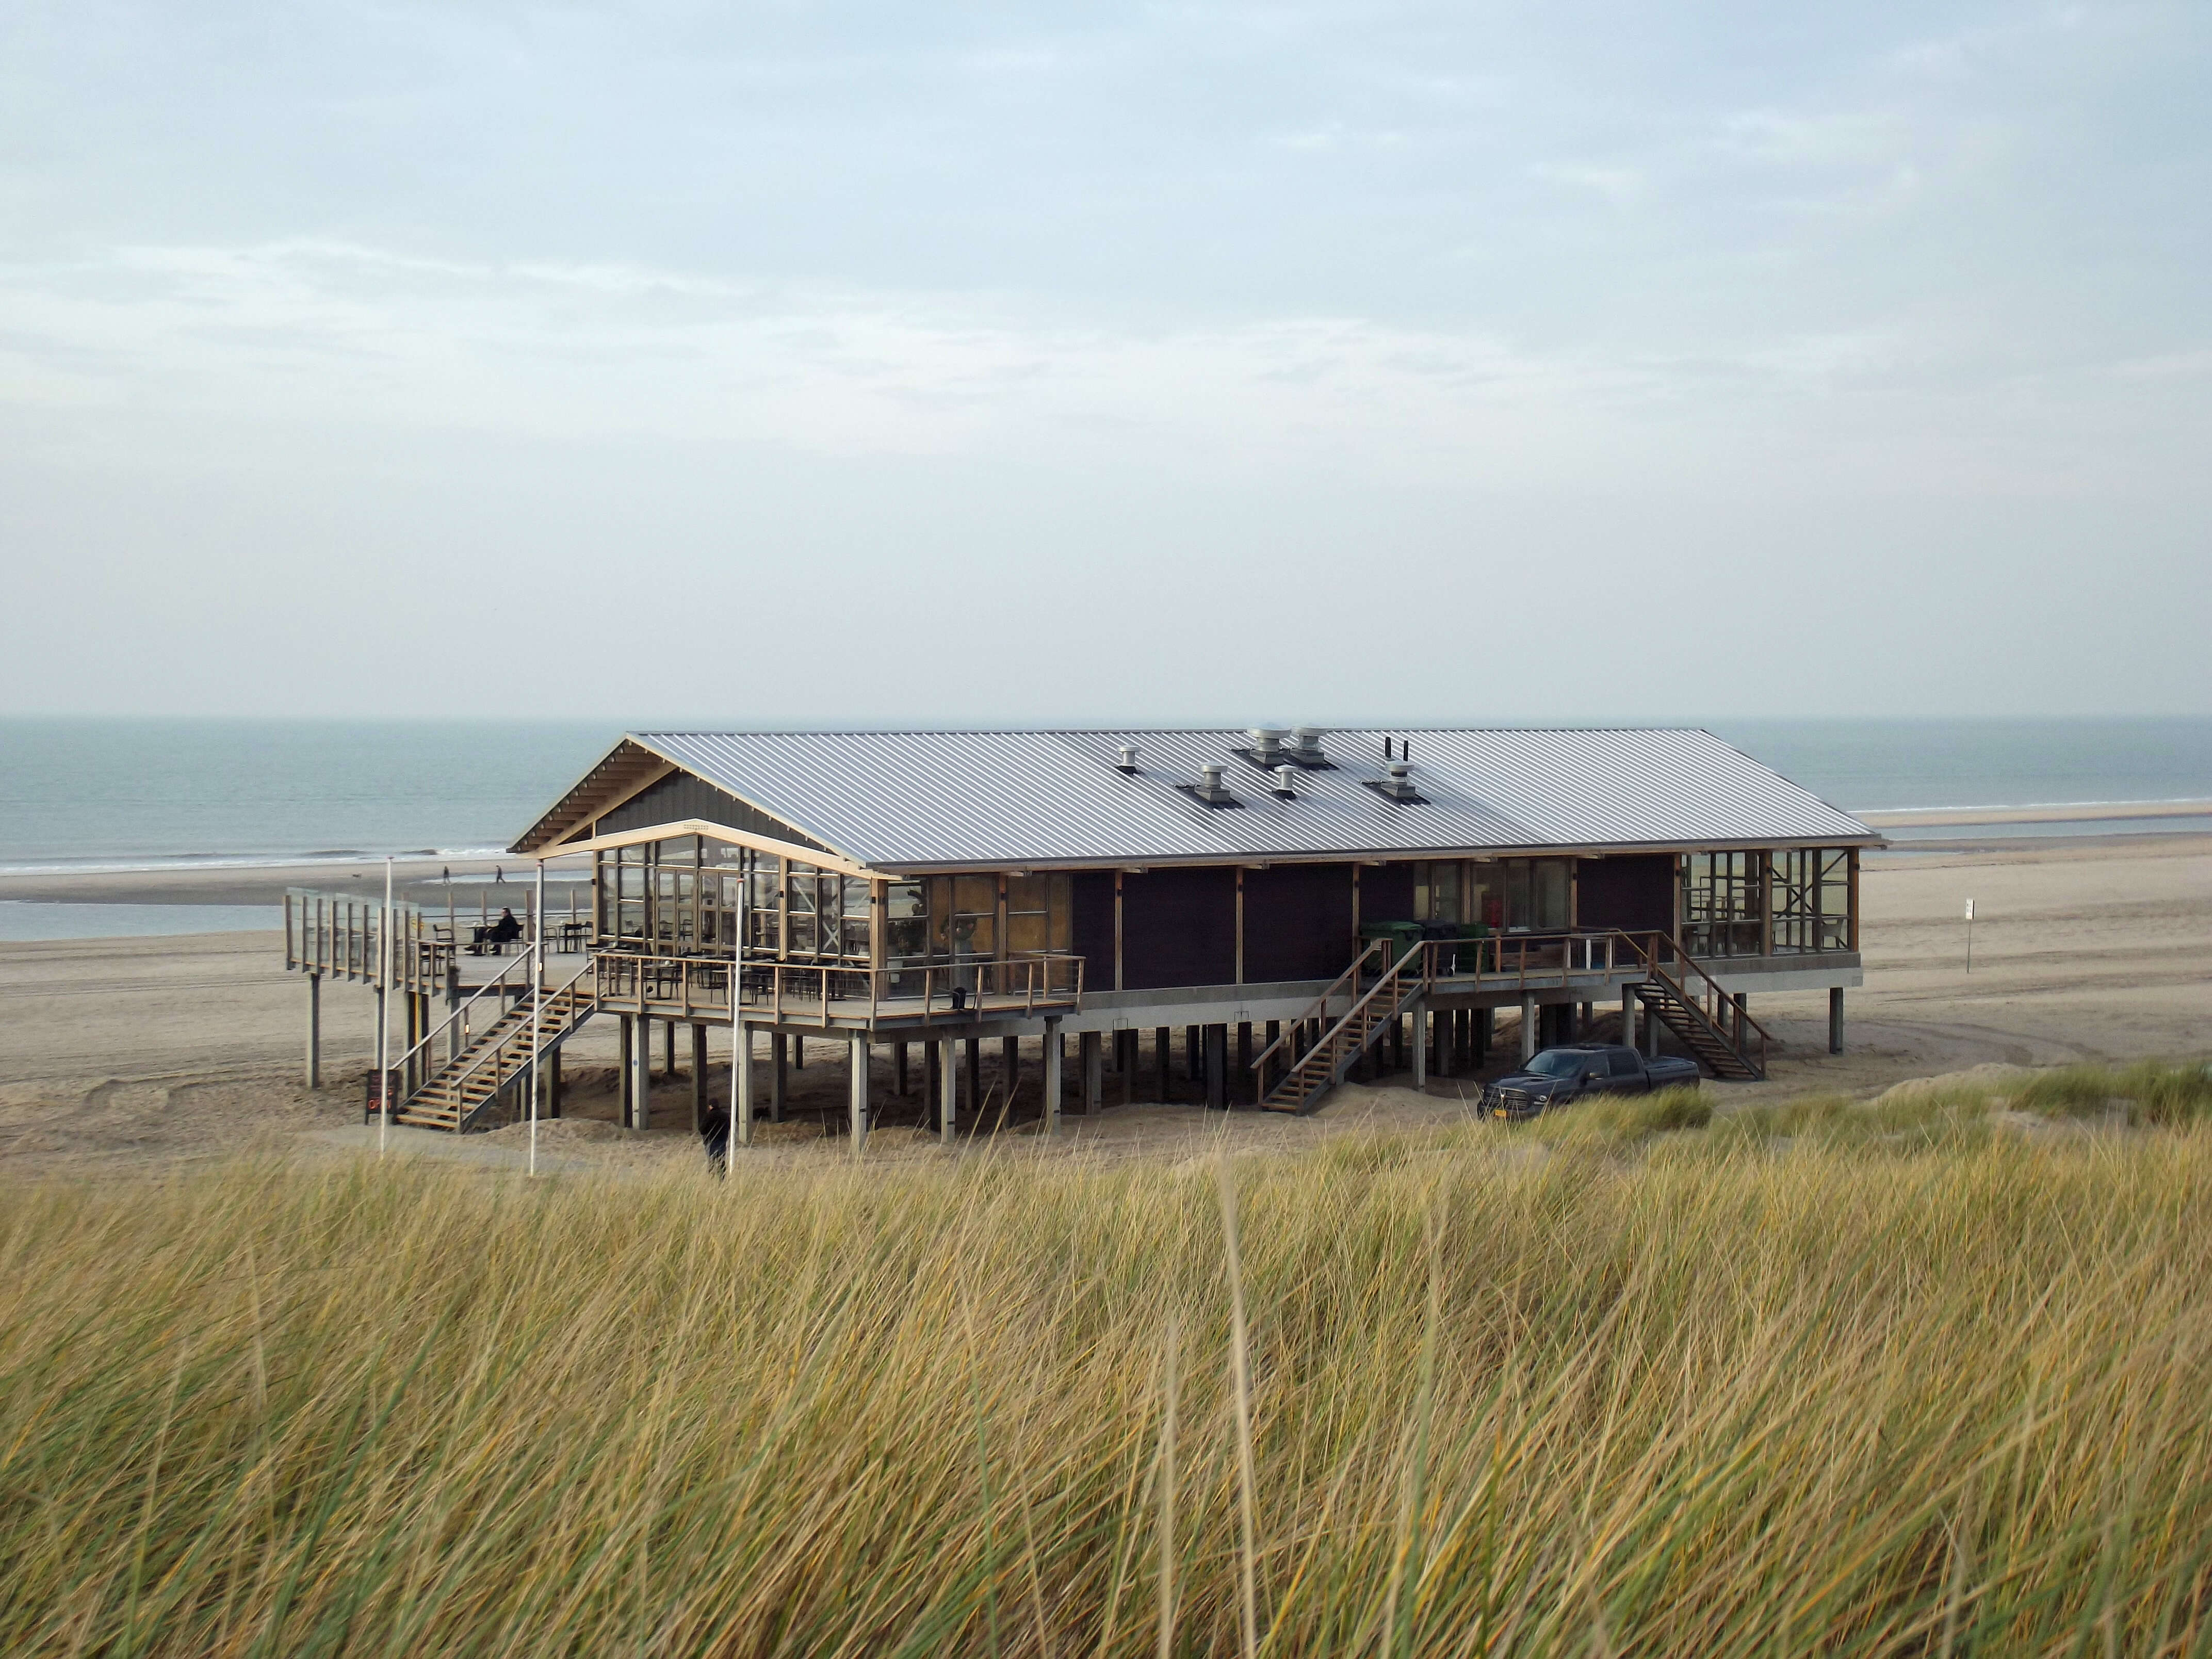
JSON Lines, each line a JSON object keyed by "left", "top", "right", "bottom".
{"left": 6, "top": 1067, "right": 2212, "bottom": 1654}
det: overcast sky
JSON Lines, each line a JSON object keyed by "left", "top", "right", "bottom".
{"left": 3, "top": 2, "right": 2206, "bottom": 724}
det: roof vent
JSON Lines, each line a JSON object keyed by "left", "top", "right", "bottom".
{"left": 1364, "top": 760, "right": 1427, "bottom": 805}
{"left": 1178, "top": 764, "right": 1243, "bottom": 809}
{"left": 1247, "top": 727, "right": 1288, "bottom": 766}
{"left": 1272, "top": 765, "right": 1298, "bottom": 799}
{"left": 1291, "top": 727, "right": 1332, "bottom": 768}
{"left": 1116, "top": 744, "right": 1140, "bottom": 774}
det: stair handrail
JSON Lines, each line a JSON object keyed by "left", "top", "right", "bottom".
{"left": 1260, "top": 938, "right": 1429, "bottom": 1103}
{"left": 406, "top": 958, "right": 597, "bottom": 1107}
{"left": 393, "top": 945, "right": 544, "bottom": 1083}
{"left": 1249, "top": 937, "right": 1387, "bottom": 1076}
{"left": 1616, "top": 931, "right": 1775, "bottom": 1046}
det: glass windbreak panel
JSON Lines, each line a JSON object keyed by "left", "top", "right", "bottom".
{"left": 839, "top": 876, "right": 872, "bottom": 961}
{"left": 952, "top": 912, "right": 995, "bottom": 959}
{"left": 952, "top": 874, "right": 998, "bottom": 960}
{"left": 1412, "top": 861, "right": 1461, "bottom": 924}
{"left": 954, "top": 874, "right": 997, "bottom": 917}
{"left": 1533, "top": 860, "right": 1569, "bottom": 930}
{"left": 1047, "top": 873, "right": 1072, "bottom": 952}
{"left": 885, "top": 880, "right": 928, "bottom": 962}
{"left": 1007, "top": 912, "right": 1048, "bottom": 954}
{"left": 929, "top": 877, "right": 954, "bottom": 956}
{"left": 1683, "top": 851, "right": 1763, "bottom": 957}
{"left": 786, "top": 871, "right": 817, "bottom": 956}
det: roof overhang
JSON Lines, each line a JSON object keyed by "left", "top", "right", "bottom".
{"left": 526, "top": 818, "right": 879, "bottom": 880}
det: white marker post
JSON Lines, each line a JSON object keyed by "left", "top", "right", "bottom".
{"left": 378, "top": 855, "right": 394, "bottom": 1157}
{"left": 1964, "top": 898, "right": 1976, "bottom": 973}
{"left": 529, "top": 857, "right": 545, "bottom": 1177}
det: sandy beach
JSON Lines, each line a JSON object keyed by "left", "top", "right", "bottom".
{"left": 4, "top": 827, "right": 2208, "bottom": 1177}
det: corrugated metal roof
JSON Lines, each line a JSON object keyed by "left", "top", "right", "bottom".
{"left": 580, "top": 728, "right": 1875, "bottom": 871}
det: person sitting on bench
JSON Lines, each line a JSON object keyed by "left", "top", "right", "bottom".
{"left": 469, "top": 908, "right": 523, "bottom": 954}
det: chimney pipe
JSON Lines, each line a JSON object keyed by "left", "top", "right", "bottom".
{"left": 1273, "top": 765, "right": 1297, "bottom": 798}
{"left": 1116, "top": 744, "right": 1139, "bottom": 773}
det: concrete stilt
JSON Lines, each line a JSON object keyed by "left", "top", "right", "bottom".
{"left": 304, "top": 972, "right": 321, "bottom": 1089}
{"left": 630, "top": 1013, "right": 653, "bottom": 1131}
{"left": 896, "top": 1041, "right": 909, "bottom": 1097}
{"left": 1044, "top": 1017, "right": 1064, "bottom": 1135}
{"left": 966, "top": 1037, "right": 983, "bottom": 1120}
{"left": 1002, "top": 1035, "right": 1021, "bottom": 1108}
{"left": 1205, "top": 1024, "right": 1227, "bottom": 1109}
{"left": 849, "top": 1033, "right": 868, "bottom": 1153}
{"left": 617, "top": 1015, "right": 634, "bottom": 1126}
{"left": 690, "top": 1023, "right": 707, "bottom": 1132}
{"left": 1156, "top": 1027, "right": 1172, "bottom": 1101}
{"left": 1829, "top": 986, "right": 1844, "bottom": 1054}
{"left": 664, "top": 1018, "right": 676, "bottom": 1080}
{"left": 1118, "top": 1029, "right": 1135, "bottom": 1105}
{"left": 1411, "top": 1001, "right": 1427, "bottom": 1089}
{"left": 771, "top": 1032, "right": 788, "bottom": 1121}
{"left": 939, "top": 1033, "right": 958, "bottom": 1143}
{"left": 1237, "top": 1022, "right": 1253, "bottom": 1102}
{"left": 1520, "top": 994, "right": 1537, "bottom": 1062}
{"left": 1621, "top": 984, "right": 1637, "bottom": 1052}
{"left": 548, "top": 1047, "right": 563, "bottom": 1119}
{"left": 1081, "top": 1030, "right": 1102, "bottom": 1116}
{"left": 792, "top": 1034, "right": 805, "bottom": 1070}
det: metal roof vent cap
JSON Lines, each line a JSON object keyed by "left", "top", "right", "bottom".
{"left": 1116, "top": 744, "right": 1140, "bottom": 774}
{"left": 1292, "top": 726, "right": 1327, "bottom": 763}
{"left": 1201, "top": 764, "right": 1225, "bottom": 791}
{"left": 1273, "top": 765, "right": 1298, "bottom": 799}
{"left": 1385, "top": 761, "right": 1419, "bottom": 801}
{"left": 1248, "top": 727, "right": 1288, "bottom": 765}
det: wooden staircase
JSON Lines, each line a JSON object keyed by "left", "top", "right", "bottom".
{"left": 1256, "top": 939, "right": 1424, "bottom": 1114}
{"left": 392, "top": 968, "right": 597, "bottom": 1132}
{"left": 1629, "top": 956, "right": 1770, "bottom": 1082}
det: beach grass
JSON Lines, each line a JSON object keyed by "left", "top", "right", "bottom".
{"left": 6, "top": 1066, "right": 2212, "bottom": 1654}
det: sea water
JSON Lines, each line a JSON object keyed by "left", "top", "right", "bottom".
{"left": 4, "top": 715, "right": 2210, "bottom": 879}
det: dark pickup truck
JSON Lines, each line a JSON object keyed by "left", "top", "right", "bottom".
{"left": 1482, "top": 1044, "right": 1701, "bottom": 1122}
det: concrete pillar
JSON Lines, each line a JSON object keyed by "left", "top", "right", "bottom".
{"left": 630, "top": 1013, "right": 653, "bottom": 1131}
{"left": 966, "top": 1037, "right": 983, "bottom": 1121}
{"left": 1732, "top": 991, "right": 1749, "bottom": 1046}
{"left": 1043, "top": 1017, "right": 1064, "bottom": 1135}
{"left": 1186, "top": 1026, "right": 1201, "bottom": 1082}
{"left": 849, "top": 1033, "right": 868, "bottom": 1153}
{"left": 548, "top": 1047, "right": 563, "bottom": 1119}
{"left": 896, "top": 1041, "right": 909, "bottom": 1097}
{"left": 1411, "top": 1001, "right": 1427, "bottom": 1089}
{"left": 690, "top": 1023, "right": 708, "bottom": 1133}
{"left": 1078, "top": 1030, "right": 1102, "bottom": 1115}
{"left": 1237, "top": 1022, "right": 1252, "bottom": 1102}
{"left": 1520, "top": 994, "right": 1537, "bottom": 1062}
{"left": 1620, "top": 984, "right": 1637, "bottom": 1052}
{"left": 1205, "top": 1024, "right": 1227, "bottom": 1109}
{"left": 771, "top": 1032, "right": 788, "bottom": 1122}
{"left": 1118, "top": 1029, "right": 1136, "bottom": 1105}
{"left": 1645, "top": 1000, "right": 1660, "bottom": 1057}
{"left": 939, "top": 1033, "right": 958, "bottom": 1143}
{"left": 618, "top": 1014, "right": 634, "bottom": 1125}
{"left": 664, "top": 1017, "right": 677, "bottom": 1080}
{"left": 792, "top": 1034, "right": 805, "bottom": 1071}
{"left": 1156, "top": 1028, "right": 1173, "bottom": 1101}
{"left": 735, "top": 1024, "right": 752, "bottom": 1146}
{"left": 304, "top": 972, "right": 322, "bottom": 1089}
{"left": 1002, "top": 1035, "right": 1021, "bottom": 1107}
{"left": 1829, "top": 986, "right": 1844, "bottom": 1054}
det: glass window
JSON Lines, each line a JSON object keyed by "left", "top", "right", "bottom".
{"left": 1683, "top": 852, "right": 1763, "bottom": 957}
{"left": 885, "top": 880, "right": 928, "bottom": 963}
{"left": 1412, "top": 861, "right": 1462, "bottom": 924}
{"left": 840, "top": 876, "right": 873, "bottom": 961}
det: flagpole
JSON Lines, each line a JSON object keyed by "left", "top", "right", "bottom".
{"left": 378, "top": 855, "right": 393, "bottom": 1157}
{"left": 530, "top": 857, "right": 545, "bottom": 1176}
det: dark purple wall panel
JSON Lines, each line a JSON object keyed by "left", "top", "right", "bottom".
{"left": 1575, "top": 854, "right": 1676, "bottom": 934}
{"left": 1359, "top": 862, "right": 1417, "bottom": 923}
{"left": 1070, "top": 871, "right": 1117, "bottom": 991}
{"left": 1242, "top": 864, "right": 1356, "bottom": 983}
{"left": 1120, "top": 867, "right": 1237, "bottom": 990}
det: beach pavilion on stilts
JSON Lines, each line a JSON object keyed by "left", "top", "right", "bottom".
{"left": 282, "top": 727, "right": 1881, "bottom": 1142}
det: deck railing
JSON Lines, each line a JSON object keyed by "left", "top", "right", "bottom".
{"left": 285, "top": 889, "right": 452, "bottom": 993}
{"left": 590, "top": 949, "right": 1085, "bottom": 1026}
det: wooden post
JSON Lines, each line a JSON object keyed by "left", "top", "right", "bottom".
{"left": 1411, "top": 1001, "right": 1427, "bottom": 1089}
{"left": 664, "top": 1018, "right": 677, "bottom": 1080}
{"left": 849, "top": 1033, "right": 868, "bottom": 1153}
{"left": 1156, "top": 1027, "right": 1172, "bottom": 1102}
{"left": 1002, "top": 1035, "right": 1021, "bottom": 1110}
{"left": 1080, "top": 1030, "right": 1102, "bottom": 1116}
{"left": 1237, "top": 1021, "right": 1252, "bottom": 1102}
{"left": 1118, "top": 1029, "right": 1135, "bottom": 1105}
{"left": 939, "top": 1032, "right": 958, "bottom": 1144}
{"left": 1829, "top": 986, "right": 1845, "bottom": 1054}
{"left": 304, "top": 973, "right": 321, "bottom": 1089}
{"left": 1186, "top": 1026, "right": 1201, "bottom": 1082}
{"left": 771, "top": 1032, "right": 788, "bottom": 1122}
{"left": 690, "top": 1023, "right": 707, "bottom": 1133}
{"left": 966, "top": 1037, "right": 982, "bottom": 1118}
{"left": 1044, "top": 1017, "right": 1064, "bottom": 1136}
{"left": 1205, "top": 1025, "right": 1227, "bottom": 1109}
{"left": 548, "top": 1047, "right": 563, "bottom": 1119}
{"left": 896, "top": 1040, "right": 909, "bottom": 1097}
